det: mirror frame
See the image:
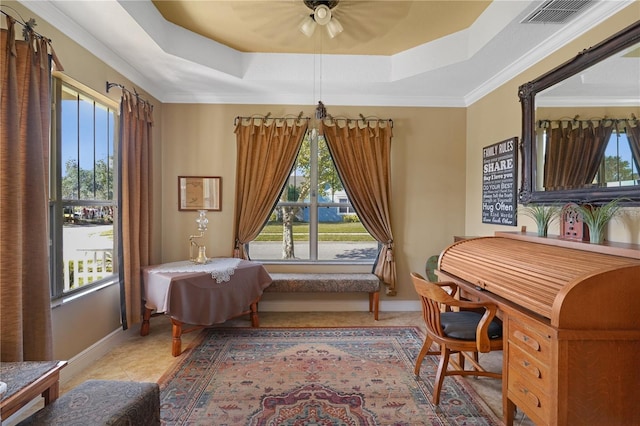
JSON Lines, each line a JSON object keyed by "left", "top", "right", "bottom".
{"left": 518, "top": 21, "right": 640, "bottom": 206}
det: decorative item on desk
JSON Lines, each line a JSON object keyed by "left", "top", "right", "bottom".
{"left": 189, "top": 210, "right": 210, "bottom": 264}
{"left": 560, "top": 203, "right": 589, "bottom": 241}
{"left": 567, "top": 198, "right": 626, "bottom": 244}
{"left": 520, "top": 203, "right": 560, "bottom": 237}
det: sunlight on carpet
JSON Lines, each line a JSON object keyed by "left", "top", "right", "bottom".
{"left": 158, "top": 327, "right": 500, "bottom": 426}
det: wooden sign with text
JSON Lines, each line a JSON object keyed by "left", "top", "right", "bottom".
{"left": 482, "top": 137, "right": 518, "bottom": 226}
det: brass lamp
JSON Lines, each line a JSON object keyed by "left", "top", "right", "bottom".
{"left": 189, "top": 210, "right": 209, "bottom": 264}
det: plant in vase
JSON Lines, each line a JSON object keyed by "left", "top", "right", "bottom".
{"left": 520, "top": 204, "right": 561, "bottom": 237}
{"left": 570, "top": 198, "right": 625, "bottom": 244}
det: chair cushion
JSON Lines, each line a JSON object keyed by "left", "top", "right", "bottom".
{"left": 440, "top": 311, "right": 502, "bottom": 341}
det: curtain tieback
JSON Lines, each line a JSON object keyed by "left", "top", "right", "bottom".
{"left": 385, "top": 242, "right": 394, "bottom": 262}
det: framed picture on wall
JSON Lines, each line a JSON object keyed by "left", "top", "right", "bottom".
{"left": 178, "top": 176, "right": 222, "bottom": 211}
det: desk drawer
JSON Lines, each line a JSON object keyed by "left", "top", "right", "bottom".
{"left": 508, "top": 343, "right": 551, "bottom": 395}
{"left": 508, "top": 370, "right": 551, "bottom": 425}
{"left": 508, "top": 316, "right": 552, "bottom": 362}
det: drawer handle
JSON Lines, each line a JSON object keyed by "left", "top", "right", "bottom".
{"left": 521, "top": 360, "right": 541, "bottom": 378}
{"left": 520, "top": 387, "right": 541, "bottom": 408}
{"left": 514, "top": 330, "right": 541, "bottom": 351}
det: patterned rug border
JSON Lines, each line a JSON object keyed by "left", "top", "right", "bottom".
{"left": 158, "top": 326, "right": 502, "bottom": 425}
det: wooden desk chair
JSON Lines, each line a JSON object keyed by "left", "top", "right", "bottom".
{"left": 411, "top": 272, "right": 503, "bottom": 405}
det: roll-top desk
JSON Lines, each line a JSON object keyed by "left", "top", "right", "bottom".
{"left": 436, "top": 232, "right": 640, "bottom": 426}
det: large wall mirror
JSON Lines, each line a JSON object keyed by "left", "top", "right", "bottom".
{"left": 519, "top": 21, "right": 640, "bottom": 205}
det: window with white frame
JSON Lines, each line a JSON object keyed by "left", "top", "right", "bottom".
{"left": 601, "top": 130, "right": 639, "bottom": 187}
{"left": 338, "top": 197, "right": 355, "bottom": 214}
{"left": 50, "top": 78, "right": 119, "bottom": 298}
{"left": 249, "top": 131, "right": 377, "bottom": 262}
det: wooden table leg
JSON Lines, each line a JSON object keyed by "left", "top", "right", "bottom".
{"left": 140, "top": 307, "right": 152, "bottom": 336}
{"left": 171, "top": 318, "right": 183, "bottom": 357}
{"left": 250, "top": 300, "right": 260, "bottom": 327}
{"left": 42, "top": 381, "right": 59, "bottom": 405}
{"left": 370, "top": 291, "right": 380, "bottom": 320}
{"left": 504, "top": 397, "right": 516, "bottom": 426}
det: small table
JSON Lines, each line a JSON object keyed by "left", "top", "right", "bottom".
{"left": 0, "top": 360, "right": 67, "bottom": 421}
{"left": 141, "top": 259, "right": 272, "bottom": 356}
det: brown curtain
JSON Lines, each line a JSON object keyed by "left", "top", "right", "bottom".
{"left": 0, "top": 19, "right": 61, "bottom": 361}
{"left": 543, "top": 120, "right": 613, "bottom": 190}
{"left": 321, "top": 120, "right": 397, "bottom": 295}
{"left": 119, "top": 91, "right": 154, "bottom": 329}
{"left": 233, "top": 118, "right": 308, "bottom": 259}
{"left": 624, "top": 119, "right": 640, "bottom": 173}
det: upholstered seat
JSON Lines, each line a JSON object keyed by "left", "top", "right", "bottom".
{"left": 411, "top": 272, "right": 503, "bottom": 405}
{"left": 440, "top": 311, "right": 502, "bottom": 340}
{"left": 17, "top": 380, "right": 160, "bottom": 426}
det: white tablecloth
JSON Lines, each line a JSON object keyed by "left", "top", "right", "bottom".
{"left": 146, "top": 258, "right": 241, "bottom": 283}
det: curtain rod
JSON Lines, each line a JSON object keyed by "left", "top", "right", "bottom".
{"left": 234, "top": 112, "right": 309, "bottom": 126}
{"left": 1, "top": 8, "right": 50, "bottom": 42}
{"left": 106, "top": 81, "right": 153, "bottom": 108}
{"left": 325, "top": 114, "right": 394, "bottom": 128}
{"left": 538, "top": 115, "right": 638, "bottom": 128}
{"left": 234, "top": 113, "right": 393, "bottom": 128}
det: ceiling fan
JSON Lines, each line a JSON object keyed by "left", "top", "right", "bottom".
{"left": 299, "top": 0, "right": 343, "bottom": 38}
{"left": 229, "top": 0, "right": 413, "bottom": 53}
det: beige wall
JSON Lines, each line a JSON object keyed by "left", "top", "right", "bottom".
{"left": 160, "top": 104, "right": 468, "bottom": 301}
{"left": 5, "top": 0, "right": 639, "bottom": 361}
{"left": 465, "top": 3, "right": 640, "bottom": 244}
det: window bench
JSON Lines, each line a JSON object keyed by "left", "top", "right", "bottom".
{"left": 264, "top": 273, "right": 381, "bottom": 320}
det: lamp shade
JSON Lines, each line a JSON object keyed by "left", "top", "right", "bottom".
{"left": 326, "top": 17, "right": 343, "bottom": 38}
{"left": 299, "top": 15, "right": 317, "bottom": 37}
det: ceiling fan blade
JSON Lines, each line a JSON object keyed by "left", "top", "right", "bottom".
{"left": 231, "top": 1, "right": 310, "bottom": 40}
{"left": 331, "top": 1, "right": 412, "bottom": 43}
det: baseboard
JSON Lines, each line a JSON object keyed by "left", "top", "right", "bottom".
{"left": 258, "top": 299, "right": 421, "bottom": 312}
{"left": 60, "top": 301, "right": 418, "bottom": 385}
{"left": 59, "top": 325, "right": 137, "bottom": 385}
{"left": 58, "top": 301, "right": 418, "bottom": 382}
{"left": 59, "top": 301, "right": 418, "bottom": 382}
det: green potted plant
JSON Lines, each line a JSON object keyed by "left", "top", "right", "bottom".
{"left": 570, "top": 198, "right": 625, "bottom": 244}
{"left": 520, "top": 204, "right": 561, "bottom": 237}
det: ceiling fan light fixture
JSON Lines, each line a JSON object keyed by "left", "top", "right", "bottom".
{"left": 299, "top": 15, "right": 317, "bottom": 37}
{"left": 326, "top": 17, "right": 343, "bottom": 38}
{"left": 314, "top": 4, "right": 332, "bottom": 25}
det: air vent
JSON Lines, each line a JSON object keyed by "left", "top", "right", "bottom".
{"left": 522, "top": 0, "right": 593, "bottom": 24}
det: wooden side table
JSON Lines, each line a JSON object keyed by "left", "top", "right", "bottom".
{"left": 141, "top": 259, "right": 273, "bottom": 356}
{"left": 0, "top": 360, "right": 67, "bottom": 421}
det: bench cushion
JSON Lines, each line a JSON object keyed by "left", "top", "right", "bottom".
{"left": 265, "top": 273, "right": 380, "bottom": 293}
{"left": 18, "top": 380, "right": 160, "bottom": 426}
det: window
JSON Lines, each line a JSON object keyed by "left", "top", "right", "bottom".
{"left": 249, "top": 132, "right": 377, "bottom": 262}
{"left": 600, "top": 130, "right": 639, "bottom": 187}
{"left": 338, "top": 197, "right": 356, "bottom": 214}
{"left": 50, "top": 78, "right": 119, "bottom": 298}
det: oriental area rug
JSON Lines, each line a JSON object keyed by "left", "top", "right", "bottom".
{"left": 158, "top": 327, "right": 500, "bottom": 426}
